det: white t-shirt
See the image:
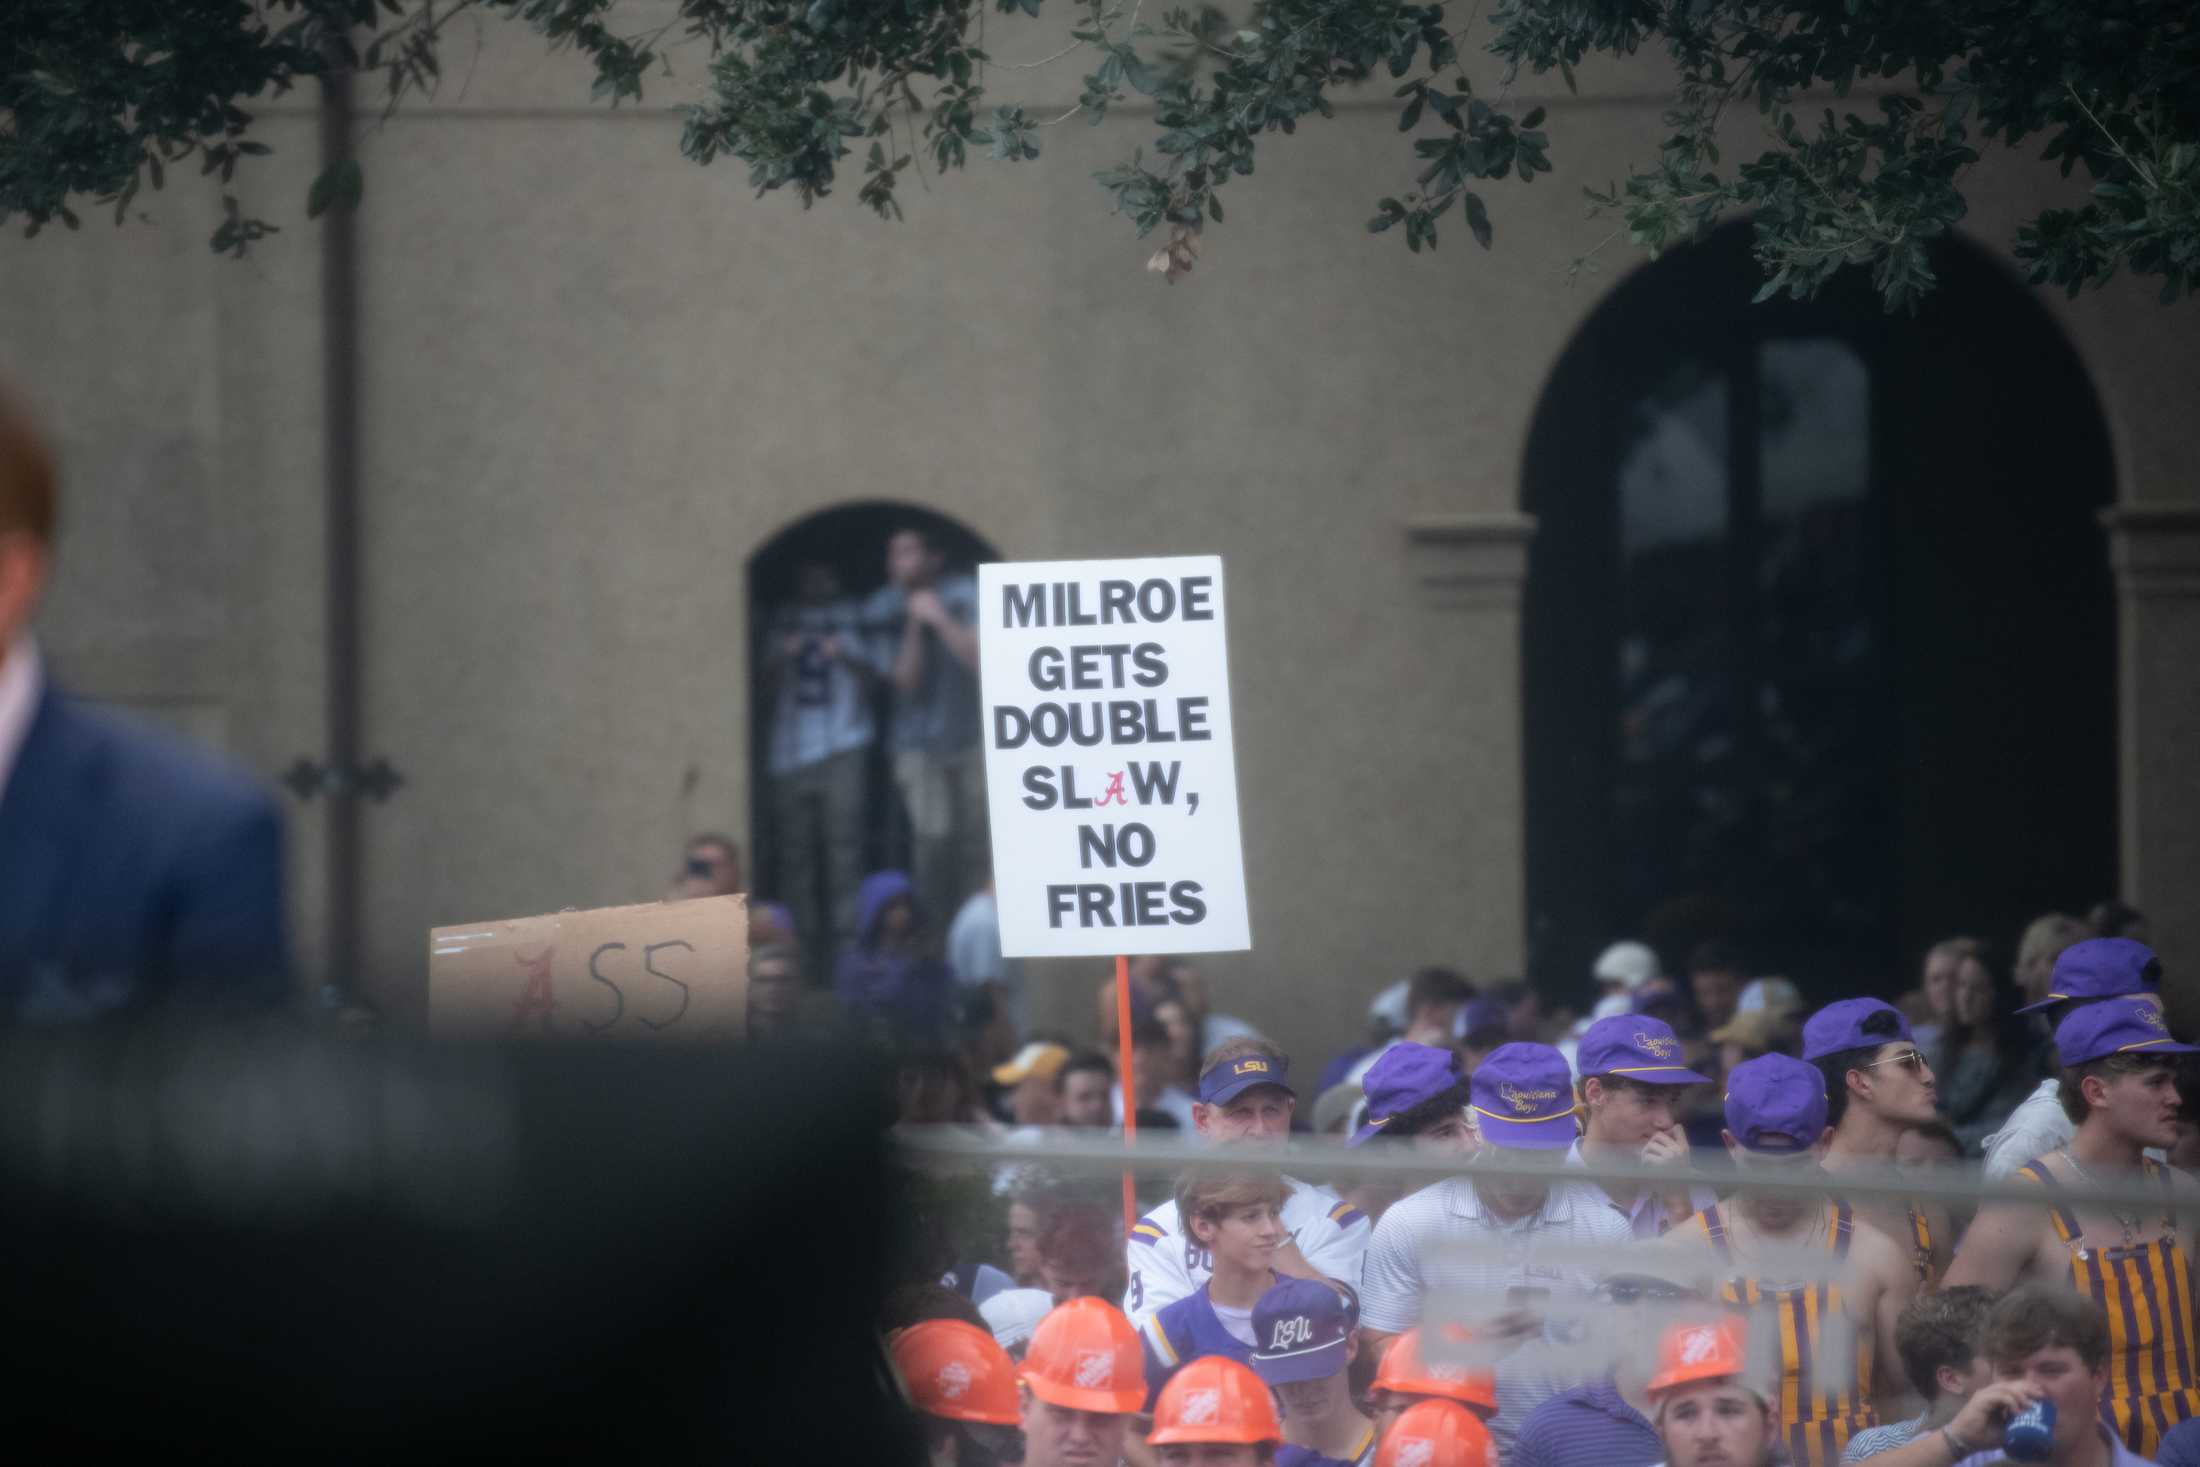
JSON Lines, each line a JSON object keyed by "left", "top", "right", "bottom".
{"left": 1213, "top": 1299, "right": 1256, "bottom": 1347}
{"left": 1980, "top": 1078, "right": 2072, "bottom": 1179}
{"left": 1124, "top": 1175, "right": 1371, "bottom": 1328}
{"left": 1113, "top": 1082, "right": 1199, "bottom": 1134}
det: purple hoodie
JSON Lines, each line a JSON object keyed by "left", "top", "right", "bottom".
{"left": 832, "top": 870, "right": 953, "bottom": 1032}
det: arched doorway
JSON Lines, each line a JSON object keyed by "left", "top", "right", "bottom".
{"left": 1523, "top": 222, "right": 2117, "bottom": 997}
{"left": 747, "top": 502, "right": 1000, "bottom": 977}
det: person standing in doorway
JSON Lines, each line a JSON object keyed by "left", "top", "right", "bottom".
{"left": 761, "top": 559, "right": 875, "bottom": 968}
{"left": 866, "top": 526, "right": 984, "bottom": 926}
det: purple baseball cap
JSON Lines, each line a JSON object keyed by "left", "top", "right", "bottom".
{"left": 1467, "top": 1043, "right": 1577, "bottom": 1150}
{"left": 2054, "top": 996, "right": 2195, "bottom": 1067}
{"left": 1801, "top": 998, "right": 1913, "bottom": 1061}
{"left": 2018, "top": 938, "right": 2164, "bottom": 1016}
{"left": 1723, "top": 1053, "right": 1828, "bottom": 1153}
{"left": 1577, "top": 1015, "right": 1713, "bottom": 1085}
{"left": 1199, "top": 1049, "right": 1294, "bottom": 1106}
{"left": 1455, "top": 997, "right": 1509, "bottom": 1041}
{"left": 1249, "top": 1278, "right": 1358, "bottom": 1385}
{"left": 1350, "top": 1042, "right": 1462, "bottom": 1147}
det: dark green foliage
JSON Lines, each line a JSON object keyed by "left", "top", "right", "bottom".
{"left": 5, "top": 0, "right": 2196, "bottom": 306}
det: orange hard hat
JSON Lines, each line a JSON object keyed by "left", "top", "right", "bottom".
{"left": 1648, "top": 1316, "right": 1749, "bottom": 1397}
{"left": 1148, "top": 1356, "right": 1284, "bottom": 1447}
{"left": 1375, "top": 1399, "right": 1497, "bottom": 1467}
{"left": 1021, "top": 1297, "right": 1145, "bottom": 1414}
{"left": 891, "top": 1319, "right": 1022, "bottom": 1428}
{"left": 1371, "top": 1328, "right": 1498, "bottom": 1415}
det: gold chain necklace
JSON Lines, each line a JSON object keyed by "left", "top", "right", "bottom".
{"left": 2059, "top": 1149, "right": 2166, "bottom": 1249}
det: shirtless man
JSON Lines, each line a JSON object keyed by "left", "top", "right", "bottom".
{"left": 1653, "top": 1052, "right": 1920, "bottom": 1467}
{"left": 1805, "top": 998, "right": 1955, "bottom": 1287}
{"left": 1946, "top": 998, "right": 2200, "bottom": 1457}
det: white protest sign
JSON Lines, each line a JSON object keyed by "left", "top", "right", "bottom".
{"left": 977, "top": 556, "right": 1250, "bottom": 957}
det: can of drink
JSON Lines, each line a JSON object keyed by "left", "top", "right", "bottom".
{"left": 2003, "top": 1397, "right": 2056, "bottom": 1462}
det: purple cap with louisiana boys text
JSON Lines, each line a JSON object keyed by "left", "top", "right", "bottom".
{"left": 1467, "top": 1043, "right": 1577, "bottom": 1150}
{"left": 2018, "top": 938, "right": 2164, "bottom": 1015}
{"left": 1350, "top": 1042, "right": 1461, "bottom": 1148}
{"left": 1249, "top": 1278, "right": 1359, "bottom": 1385}
{"left": 2053, "top": 996, "right": 2197, "bottom": 1067}
{"left": 1199, "top": 1050, "right": 1294, "bottom": 1106}
{"left": 1723, "top": 1053, "right": 1829, "bottom": 1153}
{"left": 1577, "top": 1015, "right": 1713, "bottom": 1085}
{"left": 1801, "top": 998, "right": 1913, "bottom": 1062}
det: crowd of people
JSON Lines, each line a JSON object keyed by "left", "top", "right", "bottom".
{"left": 863, "top": 919, "right": 2200, "bottom": 1467}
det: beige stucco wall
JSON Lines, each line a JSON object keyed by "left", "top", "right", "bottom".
{"left": 3, "top": 11, "right": 2193, "bottom": 1056}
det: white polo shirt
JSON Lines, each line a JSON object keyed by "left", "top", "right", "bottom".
{"left": 1359, "top": 1172, "right": 1635, "bottom": 1459}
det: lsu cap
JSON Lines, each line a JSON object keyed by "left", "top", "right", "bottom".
{"left": 1199, "top": 1049, "right": 1294, "bottom": 1106}
{"left": 1249, "top": 1279, "right": 1357, "bottom": 1385}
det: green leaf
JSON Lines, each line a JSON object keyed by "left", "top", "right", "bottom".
{"left": 306, "top": 158, "right": 362, "bottom": 219}
{"left": 1463, "top": 190, "right": 1491, "bottom": 248}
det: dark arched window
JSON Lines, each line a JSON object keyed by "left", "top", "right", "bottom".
{"left": 1524, "top": 223, "right": 2116, "bottom": 992}
{"left": 748, "top": 503, "right": 999, "bottom": 976}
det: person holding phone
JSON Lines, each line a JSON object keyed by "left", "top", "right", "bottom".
{"left": 760, "top": 558, "right": 874, "bottom": 966}
{"left": 1358, "top": 1041, "right": 1633, "bottom": 1460}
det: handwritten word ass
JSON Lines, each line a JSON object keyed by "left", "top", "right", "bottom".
{"left": 429, "top": 893, "right": 749, "bottom": 1041}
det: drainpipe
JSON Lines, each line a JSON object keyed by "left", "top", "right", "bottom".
{"left": 318, "top": 62, "right": 362, "bottom": 1001}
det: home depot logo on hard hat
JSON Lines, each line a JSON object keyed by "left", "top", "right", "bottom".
{"left": 1074, "top": 1350, "right": 1115, "bottom": 1390}
{"left": 1180, "top": 1388, "right": 1221, "bottom": 1426}
{"left": 1678, "top": 1327, "right": 1720, "bottom": 1366}
{"left": 1394, "top": 1439, "right": 1436, "bottom": 1467}
{"left": 936, "top": 1361, "right": 972, "bottom": 1400}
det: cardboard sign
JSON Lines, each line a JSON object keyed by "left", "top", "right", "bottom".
{"left": 977, "top": 556, "right": 1250, "bottom": 957}
{"left": 429, "top": 894, "right": 748, "bottom": 1041}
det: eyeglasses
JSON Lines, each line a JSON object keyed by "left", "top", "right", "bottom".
{"left": 1860, "top": 1049, "right": 1930, "bottom": 1075}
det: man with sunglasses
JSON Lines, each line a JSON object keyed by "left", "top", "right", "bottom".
{"left": 1510, "top": 1272, "right": 1704, "bottom": 1467}
{"left": 1808, "top": 999, "right": 1953, "bottom": 1288}
{"left": 1655, "top": 1052, "right": 1920, "bottom": 1467}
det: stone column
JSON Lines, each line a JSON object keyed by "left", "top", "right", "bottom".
{"left": 2101, "top": 505, "right": 2200, "bottom": 1012}
{"left": 1401, "top": 512, "right": 1538, "bottom": 974}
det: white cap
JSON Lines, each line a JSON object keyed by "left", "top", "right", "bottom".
{"left": 1593, "top": 941, "right": 1661, "bottom": 991}
{"left": 979, "top": 1287, "right": 1055, "bottom": 1356}
{"left": 1569, "top": 991, "right": 1636, "bottom": 1037}
{"left": 1367, "top": 979, "right": 1411, "bottom": 1032}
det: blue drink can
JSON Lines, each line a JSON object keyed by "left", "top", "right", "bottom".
{"left": 2003, "top": 1398, "right": 2056, "bottom": 1462}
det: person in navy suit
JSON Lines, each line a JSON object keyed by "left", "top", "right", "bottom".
{"left": 0, "top": 388, "right": 286, "bottom": 1017}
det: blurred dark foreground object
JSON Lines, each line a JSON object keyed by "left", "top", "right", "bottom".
{"left": 0, "top": 1024, "right": 909, "bottom": 1463}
